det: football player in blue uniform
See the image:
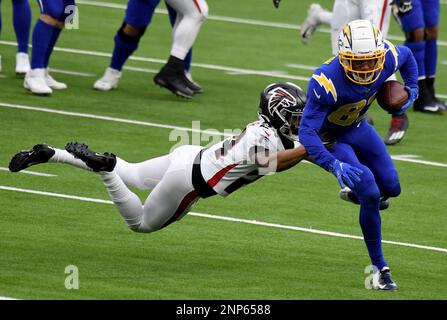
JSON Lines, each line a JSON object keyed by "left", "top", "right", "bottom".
{"left": 0, "top": 0, "right": 32, "bottom": 75}
{"left": 392, "top": 0, "right": 445, "bottom": 113}
{"left": 299, "top": 20, "right": 418, "bottom": 290}
{"left": 93, "top": 0, "right": 206, "bottom": 98}
{"left": 24, "top": 0, "right": 76, "bottom": 95}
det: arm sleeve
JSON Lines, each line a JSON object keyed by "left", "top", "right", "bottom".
{"left": 298, "top": 81, "right": 336, "bottom": 171}
{"left": 395, "top": 45, "right": 419, "bottom": 93}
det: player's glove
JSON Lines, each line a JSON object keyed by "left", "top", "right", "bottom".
{"left": 391, "top": 0, "right": 413, "bottom": 14}
{"left": 391, "top": 86, "right": 418, "bottom": 115}
{"left": 273, "top": 0, "right": 281, "bottom": 8}
{"left": 328, "top": 159, "right": 363, "bottom": 189}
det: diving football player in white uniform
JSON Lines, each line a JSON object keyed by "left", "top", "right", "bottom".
{"left": 9, "top": 82, "right": 308, "bottom": 233}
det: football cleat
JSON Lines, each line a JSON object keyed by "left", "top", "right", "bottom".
{"left": 434, "top": 97, "right": 446, "bottom": 111}
{"left": 45, "top": 69, "right": 67, "bottom": 90}
{"left": 413, "top": 95, "right": 445, "bottom": 115}
{"left": 184, "top": 71, "right": 203, "bottom": 94}
{"left": 384, "top": 113, "right": 409, "bottom": 145}
{"left": 339, "top": 187, "right": 389, "bottom": 210}
{"left": 65, "top": 142, "right": 116, "bottom": 172}
{"left": 9, "top": 144, "right": 55, "bottom": 172}
{"left": 154, "top": 71, "right": 194, "bottom": 99}
{"left": 372, "top": 266, "right": 399, "bottom": 290}
{"left": 24, "top": 68, "right": 53, "bottom": 95}
{"left": 15, "top": 52, "right": 31, "bottom": 76}
{"left": 300, "top": 3, "right": 324, "bottom": 44}
{"left": 93, "top": 67, "right": 122, "bottom": 91}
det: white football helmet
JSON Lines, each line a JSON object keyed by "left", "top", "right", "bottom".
{"left": 338, "top": 20, "right": 386, "bottom": 85}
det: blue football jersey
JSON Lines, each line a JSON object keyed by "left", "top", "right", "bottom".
{"left": 299, "top": 40, "right": 418, "bottom": 170}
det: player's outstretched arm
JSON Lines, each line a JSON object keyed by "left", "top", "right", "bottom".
{"left": 255, "top": 144, "right": 308, "bottom": 172}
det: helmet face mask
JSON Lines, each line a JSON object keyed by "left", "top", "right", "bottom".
{"left": 258, "top": 82, "right": 306, "bottom": 142}
{"left": 338, "top": 20, "right": 386, "bottom": 85}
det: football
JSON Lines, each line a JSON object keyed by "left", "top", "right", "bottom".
{"left": 376, "top": 80, "right": 409, "bottom": 113}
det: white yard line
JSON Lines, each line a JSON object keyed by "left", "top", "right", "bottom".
{"left": 1, "top": 101, "right": 446, "bottom": 168}
{"left": 76, "top": 0, "right": 447, "bottom": 47}
{"left": 49, "top": 68, "right": 95, "bottom": 77}
{"left": 123, "top": 66, "right": 159, "bottom": 74}
{"left": 0, "top": 40, "right": 310, "bottom": 82}
{"left": 0, "top": 167, "right": 56, "bottom": 177}
{"left": 0, "top": 296, "right": 18, "bottom": 300}
{"left": 1, "top": 185, "right": 446, "bottom": 254}
{"left": 391, "top": 155, "right": 447, "bottom": 168}
{"left": 286, "top": 63, "right": 318, "bottom": 71}
{"left": 0, "top": 102, "right": 233, "bottom": 137}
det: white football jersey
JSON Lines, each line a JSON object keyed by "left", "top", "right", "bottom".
{"left": 199, "top": 120, "right": 287, "bottom": 197}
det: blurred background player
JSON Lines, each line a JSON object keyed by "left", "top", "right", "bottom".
{"left": 0, "top": 0, "right": 32, "bottom": 75}
{"left": 94, "top": 0, "right": 207, "bottom": 99}
{"left": 24, "top": 0, "right": 76, "bottom": 95}
{"left": 166, "top": 2, "right": 203, "bottom": 93}
{"left": 299, "top": 20, "right": 419, "bottom": 290}
{"left": 298, "top": 0, "right": 411, "bottom": 146}
{"left": 392, "top": 0, "right": 445, "bottom": 114}
{"left": 154, "top": 0, "right": 207, "bottom": 97}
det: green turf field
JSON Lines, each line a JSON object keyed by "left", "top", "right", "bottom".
{"left": 0, "top": 0, "right": 446, "bottom": 300}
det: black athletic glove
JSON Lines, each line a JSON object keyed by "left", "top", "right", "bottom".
{"left": 391, "top": 0, "right": 413, "bottom": 14}
{"left": 273, "top": 0, "right": 281, "bottom": 8}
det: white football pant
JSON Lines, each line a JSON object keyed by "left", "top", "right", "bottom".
{"left": 165, "top": 0, "right": 208, "bottom": 59}
{"left": 330, "top": 0, "right": 391, "bottom": 55}
{"left": 50, "top": 145, "right": 204, "bottom": 233}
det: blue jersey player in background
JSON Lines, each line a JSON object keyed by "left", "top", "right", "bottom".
{"left": 24, "top": 0, "right": 76, "bottom": 95}
{"left": 0, "top": 0, "right": 32, "bottom": 75}
{"left": 299, "top": 20, "right": 418, "bottom": 290}
{"left": 391, "top": 0, "right": 445, "bottom": 114}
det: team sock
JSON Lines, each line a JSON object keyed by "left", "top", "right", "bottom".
{"left": 13, "top": 0, "right": 32, "bottom": 54}
{"left": 44, "top": 27, "right": 61, "bottom": 68}
{"left": 359, "top": 185, "right": 387, "bottom": 269}
{"left": 424, "top": 38, "right": 437, "bottom": 79}
{"left": 110, "top": 32, "right": 139, "bottom": 71}
{"left": 404, "top": 40, "right": 425, "bottom": 78}
{"left": 31, "top": 20, "right": 60, "bottom": 69}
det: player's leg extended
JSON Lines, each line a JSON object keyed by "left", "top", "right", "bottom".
{"left": 114, "top": 154, "right": 171, "bottom": 190}
{"left": 423, "top": 0, "right": 445, "bottom": 110}
{"left": 103, "top": 145, "right": 200, "bottom": 233}
{"left": 9, "top": 144, "right": 91, "bottom": 172}
{"left": 94, "top": 0, "right": 160, "bottom": 91}
{"left": 12, "top": 0, "right": 32, "bottom": 75}
{"left": 331, "top": 142, "right": 388, "bottom": 271}
{"left": 135, "top": 168, "right": 199, "bottom": 232}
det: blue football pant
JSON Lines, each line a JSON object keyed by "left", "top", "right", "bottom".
{"left": 331, "top": 120, "right": 401, "bottom": 269}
